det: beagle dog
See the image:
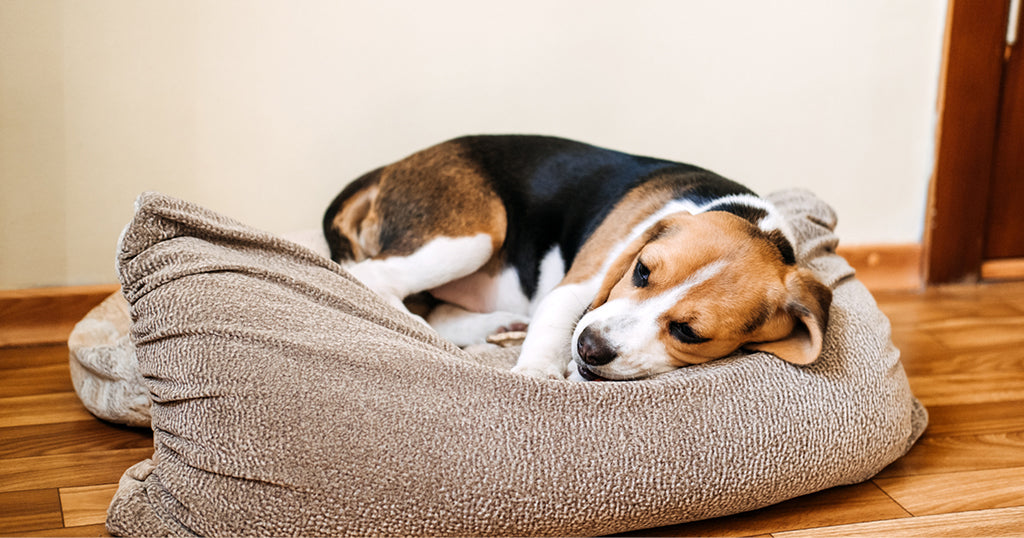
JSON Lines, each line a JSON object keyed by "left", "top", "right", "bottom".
{"left": 323, "top": 135, "right": 831, "bottom": 381}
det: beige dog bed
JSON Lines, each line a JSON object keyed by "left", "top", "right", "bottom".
{"left": 71, "top": 189, "right": 925, "bottom": 537}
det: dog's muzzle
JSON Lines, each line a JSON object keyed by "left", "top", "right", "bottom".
{"left": 576, "top": 326, "right": 618, "bottom": 366}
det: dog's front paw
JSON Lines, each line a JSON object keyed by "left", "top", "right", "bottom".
{"left": 486, "top": 322, "right": 528, "bottom": 347}
{"left": 510, "top": 362, "right": 566, "bottom": 380}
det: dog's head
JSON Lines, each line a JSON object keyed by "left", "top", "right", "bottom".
{"left": 572, "top": 211, "right": 831, "bottom": 380}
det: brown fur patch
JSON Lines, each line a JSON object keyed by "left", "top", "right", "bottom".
{"left": 331, "top": 183, "right": 380, "bottom": 261}
{"left": 562, "top": 180, "right": 679, "bottom": 285}
{"left": 334, "top": 141, "right": 507, "bottom": 267}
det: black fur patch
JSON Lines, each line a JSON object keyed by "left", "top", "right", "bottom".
{"left": 703, "top": 201, "right": 796, "bottom": 266}
{"left": 704, "top": 202, "right": 769, "bottom": 223}
{"left": 765, "top": 229, "right": 797, "bottom": 266}
{"left": 455, "top": 135, "right": 707, "bottom": 297}
{"left": 324, "top": 135, "right": 778, "bottom": 299}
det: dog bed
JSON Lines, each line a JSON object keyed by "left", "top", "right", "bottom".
{"left": 77, "top": 189, "right": 925, "bottom": 537}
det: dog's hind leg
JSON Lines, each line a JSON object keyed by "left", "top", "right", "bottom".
{"left": 345, "top": 234, "right": 498, "bottom": 320}
{"left": 324, "top": 141, "right": 509, "bottom": 321}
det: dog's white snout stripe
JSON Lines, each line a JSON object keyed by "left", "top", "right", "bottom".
{"left": 639, "top": 259, "right": 729, "bottom": 318}
{"left": 572, "top": 259, "right": 728, "bottom": 378}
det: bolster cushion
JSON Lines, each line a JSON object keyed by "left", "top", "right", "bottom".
{"left": 101, "top": 190, "right": 926, "bottom": 537}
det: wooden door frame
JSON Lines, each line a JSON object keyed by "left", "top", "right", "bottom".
{"left": 924, "top": 0, "right": 1013, "bottom": 284}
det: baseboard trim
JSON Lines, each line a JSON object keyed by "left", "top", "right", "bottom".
{"left": 0, "top": 284, "right": 121, "bottom": 347}
{"left": 981, "top": 258, "right": 1024, "bottom": 281}
{"left": 0, "top": 247, "right": 921, "bottom": 347}
{"left": 836, "top": 243, "right": 923, "bottom": 292}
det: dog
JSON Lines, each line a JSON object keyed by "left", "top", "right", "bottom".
{"left": 323, "top": 135, "right": 831, "bottom": 381}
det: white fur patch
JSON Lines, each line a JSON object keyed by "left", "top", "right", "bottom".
{"left": 532, "top": 246, "right": 566, "bottom": 314}
{"left": 493, "top": 267, "right": 531, "bottom": 316}
{"left": 512, "top": 279, "right": 599, "bottom": 379}
{"left": 346, "top": 234, "right": 493, "bottom": 302}
{"left": 571, "top": 259, "right": 727, "bottom": 379}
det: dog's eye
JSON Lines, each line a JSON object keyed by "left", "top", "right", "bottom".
{"left": 632, "top": 260, "right": 651, "bottom": 288}
{"left": 669, "top": 321, "right": 710, "bottom": 344}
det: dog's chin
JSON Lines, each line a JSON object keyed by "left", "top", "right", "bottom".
{"left": 574, "top": 363, "right": 641, "bottom": 382}
{"left": 575, "top": 363, "right": 611, "bottom": 382}
{"left": 574, "top": 361, "right": 688, "bottom": 382}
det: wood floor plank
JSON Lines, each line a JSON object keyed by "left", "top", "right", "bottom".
{"left": 922, "top": 316, "right": 1024, "bottom": 351}
{"left": 616, "top": 482, "right": 910, "bottom": 537}
{"left": 932, "top": 281, "right": 1024, "bottom": 302}
{"left": 1003, "top": 296, "right": 1024, "bottom": 313}
{"left": 876, "top": 401, "right": 1024, "bottom": 478}
{"left": 898, "top": 345, "right": 1024, "bottom": 377}
{"left": 877, "top": 294, "right": 1023, "bottom": 329}
{"left": 0, "top": 421, "right": 152, "bottom": 459}
{"left": 0, "top": 393, "right": 95, "bottom": 429}
{"left": 906, "top": 372, "right": 1024, "bottom": 407}
{"left": 876, "top": 431, "right": 1024, "bottom": 478}
{"left": 774, "top": 506, "right": 1024, "bottom": 537}
{"left": 888, "top": 328, "right": 949, "bottom": 365}
{"left": 874, "top": 466, "right": 1024, "bottom": 516}
{"left": 0, "top": 489, "right": 62, "bottom": 534}
{"left": 60, "top": 484, "right": 118, "bottom": 528}
{"left": 921, "top": 400, "right": 1024, "bottom": 436}
{"left": 0, "top": 345, "right": 68, "bottom": 370}
{"left": 0, "top": 448, "right": 152, "bottom": 493}
{"left": 0, "top": 363, "right": 75, "bottom": 398}
{"left": 1, "top": 523, "right": 110, "bottom": 537}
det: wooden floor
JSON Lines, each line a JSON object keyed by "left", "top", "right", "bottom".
{"left": 1, "top": 282, "right": 1024, "bottom": 536}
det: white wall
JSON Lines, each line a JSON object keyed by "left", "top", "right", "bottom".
{"left": 1, "top": 0, "right": 947, "bottom": 289}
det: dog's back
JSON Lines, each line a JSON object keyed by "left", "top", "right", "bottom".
{"left": 323, "top": 135, "right": 761, "bottom": 299}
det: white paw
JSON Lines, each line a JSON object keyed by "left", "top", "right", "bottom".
{"left": 484, "top": 311, "right": 531, "bottom": 335}
{"left": 510, "top": 362, "right": 566, "bottom": 380}
{"left": 428, "top": 306, "right": 530, "bottom": 347}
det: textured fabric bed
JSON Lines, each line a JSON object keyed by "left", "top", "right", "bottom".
{"left": 96, "top": 190, "right": 925, "bottom": 537}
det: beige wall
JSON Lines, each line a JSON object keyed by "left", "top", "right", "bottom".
{"left": 1, "top": 0, "right": 947, "bottom": 289}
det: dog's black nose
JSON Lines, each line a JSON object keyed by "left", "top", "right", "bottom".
{"left": 577, "top": 327, "right": 617, "bottom": 366}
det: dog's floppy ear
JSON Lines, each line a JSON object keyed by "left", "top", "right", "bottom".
{"left": 589, "top": 219, "right": 671, "bottom": 308}
{"left": 746, "top": 268, "right": 832, "bottom": 365}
